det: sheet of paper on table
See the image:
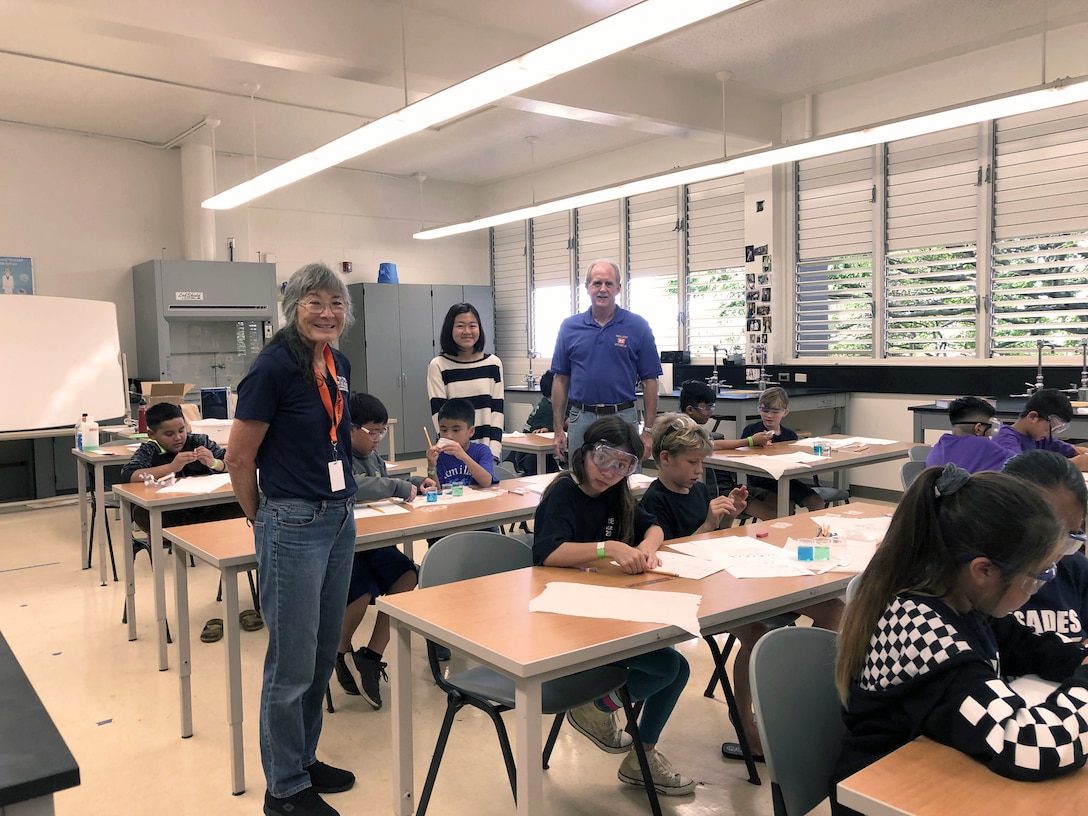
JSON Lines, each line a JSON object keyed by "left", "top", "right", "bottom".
{"left": 618, "top": 550, "right": 723, "bottom": 580}
{"left": 669, "top": 537, "right": 813, "bottom": 578}
{"left": 714, "top": 454, "right": 813, "bottom": 480}
{"left": 408, "top": 488, "right": 505, "bottom": 506}
{"left": 155, "top": 473, "right": 233, "bottom": 494}
{"left": 354, "top": 501, "right": 410, "bottom": 519}
{"left": 529, "top": 582, "right": 702, "bottom": 637}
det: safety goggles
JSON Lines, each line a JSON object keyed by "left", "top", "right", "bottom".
{"left": 757, "top": 405, "right": 786, "bottom": 414}
{"left": 588, "top": 443, "right": 639, "bottom": 476}
{"left": 953, "top": 418, "right": 1001, "bottom": 436}
{"left": 1061, "top": 531, "right": 1087, "bottom": 558}
{"left": 993, "top": 559, "right": 1058, "bottom": 595}
{"left": 351, "top": 425, "right": 388, "bottom": 441}
{"left": 1045, "top": 415, "right": 1071, "bottom": 436}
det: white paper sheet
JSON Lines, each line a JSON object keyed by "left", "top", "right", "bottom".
{"left": 516, "top": 472, "right": 560, "bottom": 493}
{"left": 354, "top": 501, "right": 411, "bottom": 519}
{"left": 529, "top": 581, "right": 702, "bottom": 637}
{"left": 669, "top": 537, "right": 814, "bottom": 578}
{"left": 621, "top": 550, "right": 723, "bottom": 580}
{"left": 712, "top": 454, "right": 812, "bottom": 480}
{"left": 154, "top": 473, "right": 233, "bottom": 494}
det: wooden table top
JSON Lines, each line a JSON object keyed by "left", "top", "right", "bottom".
{"left": 706, "top": 437, "right": 913, "bottom": 471}
{"left": 380, "top": 502, "right": 890, "bottom": 680}
{"left": 837, "top": 736, "right": 1088, "bottom": 816}
{"left": 112, "top": 479, "right": 237, "bottom": 510}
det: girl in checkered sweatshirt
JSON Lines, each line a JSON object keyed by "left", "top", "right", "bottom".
{"left": 831, "top": 464, "right": 1088, "bottom": 814}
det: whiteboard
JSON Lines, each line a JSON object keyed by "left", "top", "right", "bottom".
{"left": 0, "top": 295, "right": 125, "bottom": 432}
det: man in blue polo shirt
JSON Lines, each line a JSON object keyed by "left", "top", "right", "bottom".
{"left": 551, "top": 260, "right": 662, "bottom": 461}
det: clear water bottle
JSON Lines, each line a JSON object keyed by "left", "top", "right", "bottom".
{"left": 75, "top": 412, "right": 89, "bottom": 451}
{"left": 83, "top": 415, "right": 100, "bottom": 450}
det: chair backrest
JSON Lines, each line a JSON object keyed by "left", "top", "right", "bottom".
{"left": 492, "top": 463, "right": 519, "bottom": 482}
{"left": 908, "top": 444, "right": 932, "bottom": 462}
{"left": 901, "top": 460, "right": 926, "bottom": 490}
{"left": 418, "top": 530, "right": 532, "bottom": 589}
{"left": 750, "top": 627, "right": 843, "bottom": 816}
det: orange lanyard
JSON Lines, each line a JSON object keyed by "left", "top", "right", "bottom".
{"left": 314, "top": 345, "right": 344, "bottom": 453}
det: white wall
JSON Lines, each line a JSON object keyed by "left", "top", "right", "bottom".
{"left": 0, "top": 124, "right": 489, "bottom": 375}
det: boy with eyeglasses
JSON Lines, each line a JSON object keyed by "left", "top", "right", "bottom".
{"left": 741, "top": 386, "right": 825, "bottom": 520}
{"left": 335, "top": 392, "right": 437, "bottom": 709}
{"left": 993, "top": 388, "right": 1088, "bottom": 472}
{"left": 924, "top": 396, "right": 1010, "bottom": 473}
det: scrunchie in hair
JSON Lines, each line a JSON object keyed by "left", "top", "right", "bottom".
{"left": 934, "top": 463, "right": 970, "bottom": 498}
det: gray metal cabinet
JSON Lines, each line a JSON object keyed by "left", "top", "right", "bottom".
{"left": 341, "top": 283, "right": 495, "bottom": 457}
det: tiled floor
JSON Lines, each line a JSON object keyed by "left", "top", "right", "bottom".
{"left": 0, "top": 485, "right": 851, "bottom": 816}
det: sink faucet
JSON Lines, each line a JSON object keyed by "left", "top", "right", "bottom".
{"left": 1027, "top": 338, "right": 1055, "bottom": 395}
{"left": 707, "top": 345, "right": 721, "bottom": 390}
{"left": 1078, "top": 339, "right": 1088, "bottom": 402}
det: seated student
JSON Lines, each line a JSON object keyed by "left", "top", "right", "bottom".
{"left": 640, "top": 413, "right": 840, "bottom": 762}
{"left": 426, "top": 397, "right": 496, "bottom": 488}
{"left": 678, "top": 380, "right": 773, "bottom": 499}
{"left": 120, "top": 401, "right": 242, "bottom": 532}
{"left": 924, "top": 396, "right": 1009, "bottom": 473}
{"left": 741, "top": 386, "right": 825, "bottom": 520}
{"left": 992, "top": 388, "right": 1088, "bottom": 472}
{"left": 1003, "top": 450, "right": 1088, "bottom": 643}
{"left": 336, "top": 392, "right": 438, "bottom": 708}
{"left": 533, "top": 416, "right": 695, "bottom": 797}
{"left": 506, "top": 370, "right": 565, "bottom": 476}
{"left": 831, "top": 464, "right": 1088, "bottom": 815}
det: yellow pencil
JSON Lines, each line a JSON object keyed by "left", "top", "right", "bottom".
{"left": 424, "top": 426, "right": 434, "bottom": 448}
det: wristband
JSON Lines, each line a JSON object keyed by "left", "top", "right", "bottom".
{"left": 747, "top": 436, "right": 754, "bottom": 447}
{"left": 597, "top": 541, "right": 607, "bottom": 559}
{"left": 427, "top": 469, "right": 437, "bottom": 477}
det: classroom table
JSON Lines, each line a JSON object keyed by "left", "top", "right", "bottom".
{"left": 378, "top": 503, "right": 880, "bottom": 816}
{"left": 72, "top": 442, "right": 139, "bottom": 585}
{"left": 703, "top": 437, "right": 913, "bottom": 518}
{"left": 163, "top": 483, "right": 544, "bottom": 796}
{"left": 909, "top": 402, "right": 1088, "bottom": 443}
{"left": 113, "top": 479, "right": 240, "bottom": 671}
{"left": 836, "top": 736, "right": 1088, "bottom": 816}
{"left": 500, "top": 431, "right": 554, "bottom": 474}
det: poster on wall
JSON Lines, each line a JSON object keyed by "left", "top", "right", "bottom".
{"left": 0, "top": 257, "right": 33, "bottom": 295}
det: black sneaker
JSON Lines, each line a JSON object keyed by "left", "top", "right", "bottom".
{"left": 304, "top": 760, "right": 355, "bottom": 794}
{"left": 353, "top": 650, "right": 388, "bottom": 710}
{"left": 263, "top": 787, "right": 339, "bottom": 816}
{"left": 334, "top": 652, "right": 360, "bottom": 696}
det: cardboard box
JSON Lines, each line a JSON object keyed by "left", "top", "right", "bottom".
{"left": 140, "top": 381, "right": 194, "bottom": 408}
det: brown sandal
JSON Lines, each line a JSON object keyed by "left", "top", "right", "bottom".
{"left": 239, "top": 609, "right": 264, "bottom": 632}
{"left": 200, "top": 618, "right": 224, "bottom": 643}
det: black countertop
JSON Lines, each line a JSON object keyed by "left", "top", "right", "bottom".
{"left": 0, "top": 631, "right": 80, "bottom": 807}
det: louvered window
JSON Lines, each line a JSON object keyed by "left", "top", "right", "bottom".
{"left": 530, "top": 213, "right": 572, "bottom": 362}
{"left": 490, "top": 223, "right": 528, "bottom": 383}
{"left": 626, "top": 190, "right": 680, "bottom": 351}
{"left": 575, "top": 202, "right": 622, "bottom": 313}
{"left": 795, "top": 149, "right": 875, "bottom": 356}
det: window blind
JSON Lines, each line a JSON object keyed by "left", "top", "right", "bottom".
{"left": 530, "top": 212, "right": 572, "bottom": 363}
{"left": 575, "top": 201, "right": 621, "bottom": 313}
{"left": 626, "top": 189, "right": 680, "bottom": 350}
{"left": 490, "top": 223, "right": 528, "bottom": 383}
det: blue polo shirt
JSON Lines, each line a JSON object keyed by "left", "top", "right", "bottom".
{"left": 234, "top": 341, "right": 356, "bottom": 501}
{"left": 551, "top": 307, "right": 662, "bottom": 405}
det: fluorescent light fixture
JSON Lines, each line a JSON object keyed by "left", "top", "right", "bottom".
{"left": 415, "top": 74, "right": 1088, "bottom": 240}
{"left": 202, "top": 0, "right": 749, "bottom": 210}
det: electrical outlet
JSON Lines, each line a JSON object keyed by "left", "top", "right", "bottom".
{"left": 778, "top": 373, "right": 790, "bottom": 382}
{"left": 795, "top": 373, "right": 808, "bottom": 383}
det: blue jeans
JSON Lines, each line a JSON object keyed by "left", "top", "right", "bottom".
{"left": 620, "top": 647, "right": 689, "bottom": 745}
{"left": 255, "top": 496, "right": 355, "bottom": 797}
{"left": 566, "top": 405, "right": 640, "bottom": 458}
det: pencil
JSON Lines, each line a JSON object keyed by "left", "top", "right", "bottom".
{"left": 424, "top": 426, "right": 434, "bottom": 448}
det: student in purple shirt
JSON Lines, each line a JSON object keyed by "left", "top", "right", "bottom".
{"left": 925, "top": 396, "right": 1009, "bottom": 473}
{"left": 992, "top": 389, "right": 1088, "bottom": 472}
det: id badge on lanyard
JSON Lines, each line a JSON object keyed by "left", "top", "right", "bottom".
{"left": 315, "top": 345, "right": 346, "bottom": 492}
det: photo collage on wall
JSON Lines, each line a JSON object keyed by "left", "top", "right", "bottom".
{"left": 744, "top": 244, "right": 771, "bottom": 369}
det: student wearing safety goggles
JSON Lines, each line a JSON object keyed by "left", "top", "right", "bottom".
{"left": 993, "top": 388, "right": 1088, "bottom": 472}
{"left": 1004, "top": 450, "right": 1088, "bottom": 644}
{"left": 531, "top": 416, "right": 696, "bottom": 798}
{"left": 925, "top": 395, "right": 1010, "bottom": 473}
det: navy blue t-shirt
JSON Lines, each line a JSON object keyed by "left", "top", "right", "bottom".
{"left": 234, "top": 341, "right": 356, "bottom": 501}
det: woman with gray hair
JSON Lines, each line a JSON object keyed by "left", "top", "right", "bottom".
{"left": 227, "top": 262, "right": 357, "bottom": 816}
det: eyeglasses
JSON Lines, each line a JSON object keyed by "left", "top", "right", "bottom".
{"left": 758, "top": 405, "right": 785, "bottom": 414}
{"left": 351, "top": 425, "right": 388, "bottom": 441}
{"left": 588, "top": 443, "right": 639, "bottom": 477}
{"left": 1061, "top": 531, "right": 1086, "bottom": 557}
{"left": 300, "top": 299, "right": 347, "bottom": 314}
{"left": 693, "top": 403, "right": 716, "bottom": 413}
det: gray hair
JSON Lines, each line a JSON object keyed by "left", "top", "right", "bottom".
{"left": 584, "top": 259, "right": 622, "bottom": 288}
{"left": 282, "top": 262, "right": 355, "bottom": 333}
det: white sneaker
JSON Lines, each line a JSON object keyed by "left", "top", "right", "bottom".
{"left": 618, "top": 747, "right": 696, "bottom": 796}
{"left": 566, "top": 702, "right": 632, "bottom": 754}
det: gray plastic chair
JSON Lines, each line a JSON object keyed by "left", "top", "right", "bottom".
{"left": 415, "top": 531, "right": 662, "bottom": 816}
{"left": 908, "top": 444, "right": 932, "bottom": 462}
{"left": 750, "top": 627, "right": 844, "bottom": 816}
{"left": 901, "top": 460, "right": 926, "bottom": 489}
{"left": 492, "top": 462, "right": 519, "bottom": 481}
